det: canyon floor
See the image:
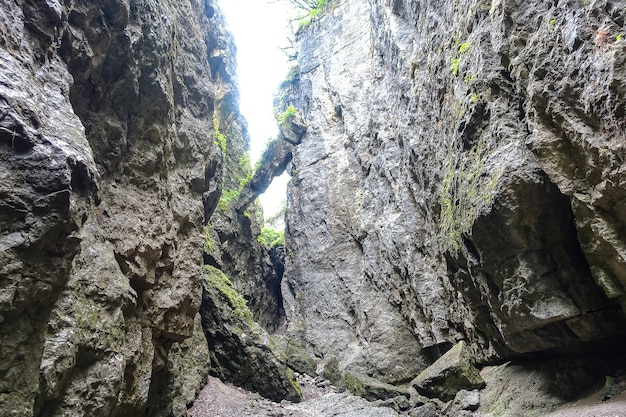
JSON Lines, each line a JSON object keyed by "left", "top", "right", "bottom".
{"left": 188, "top": 372, "right": 626, "bottom": 417}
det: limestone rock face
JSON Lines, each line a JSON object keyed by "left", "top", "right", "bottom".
{"left": 282, "top": 0, "right": 626, "bottom": 379}
{"left": 0, "top": 0, "right": 230, "bottom": 415}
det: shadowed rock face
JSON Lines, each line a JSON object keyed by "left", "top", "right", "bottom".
{"left": 0, "top": 0, "right": 228, "bottom": 415}
{"left": 281, "top": 0, "right": 626, "bottom": 378}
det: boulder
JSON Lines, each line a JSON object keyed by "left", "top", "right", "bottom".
{"left": 409, "top": 402, "right": 438, "bottom": 417}
{"left": 344, "top": 372, "right": 411, "bottom": 401}
{"left": 411, "top": 341, "right": 485, "bottom": 401}
{"left": 445, "top": 389, "right": 480, "bottom": 414}
{"left": 200, "top": 266, "right": 302, "bottom": 403}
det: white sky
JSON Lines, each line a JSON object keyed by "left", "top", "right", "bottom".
{"left": 218, "top": 0, "right": 295, "bottom": 220}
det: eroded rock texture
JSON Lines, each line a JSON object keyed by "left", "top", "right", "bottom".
{"left": 282, "top": 0, "right": 626, "bottom": 380}
{"left": 0, "top": 0, "right": 230, "bottom": 415}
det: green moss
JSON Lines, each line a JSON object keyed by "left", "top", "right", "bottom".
{"left": 486, "top": 393, "right": 510, "bottom": 416}
{"left": 458, "top": 41, "right": 472, "bottom": 54}
{"left": 343, "top": 372, "right": 365, "bottom": 396}
{"left": 204, "top": 224, "right": 215, "bottom": 255}
{"left": 450, "top": 58, "right": 460, "bottom": 77}
{"left": 323, "top": 357, "right": 342, "bottom": 385}
{"left": 450, "top": 40, "right": 471, "bottom": 77}
{"left": 204, "top": 265, "right": 254, "bottom": 326}
{"left": 213, "top": 115, "right": 227, "bottom": 155}
{"left": 439, "top": 137, "right": 501, "bottom": 252}
{"left": 548, "top": 18, "right": 556, "bottom": 33}
{"left": 217, "top": 189, "right": 240, "bottom": 211}
{"left": 281, "top": 339, "right": 317, "bottom": 375}
{"left": 285, "top": 367, "right": 303, "bottom": 400}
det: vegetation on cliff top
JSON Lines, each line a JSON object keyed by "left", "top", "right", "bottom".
{"left": 258, "top": 227, "right": 285, "bottom": 248}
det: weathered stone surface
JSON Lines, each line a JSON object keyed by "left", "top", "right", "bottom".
{"left": 476, "top": 354, "right": 618, "bottom": 416}
{"left": 411, "top": 341, "right": 485, "bottom": 401}
{"left": 281, "top": 0, "right": 626, "bottom": 382}
{"left": 408, "top": 402, "right": 438, "bottom": 417}
{"left": 0, "top": 0, "right": 232, "bottom": 415}
{"left": 237, "top": 107, "right": 306, "bottom": 211}
{"left": 200, "top": 266, "right": 302, "bottom": 403}
{"left": 207, "top": 91, "right": 288, "bottom": 332}
{"left": 447, "top": 389, "right": 480, "bottom": 413}
{"left": 274, "top": 335, "right": 318, "bottom": 376}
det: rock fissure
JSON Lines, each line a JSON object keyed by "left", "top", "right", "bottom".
{"left": 2, "top": 0, "right": 626, "bottom": 416}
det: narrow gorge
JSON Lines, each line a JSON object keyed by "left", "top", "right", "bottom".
{"left": 0, "top": 0, "right": 625, "bottom": 416}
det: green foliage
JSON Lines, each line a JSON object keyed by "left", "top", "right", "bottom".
{"left": 258, "top": 227, "right": 285, "bottom": 248}
{"left": 217, "top": 189, "right": 240, "bottom": 211}
{"left": 285, "top": 368, "right": 303, "bottom": 399}
{"left": 450, "top": 58, "right": 460, "bottom": 77}
{"left": 458, "top": 41, "right": 472, "bottom": 54}
{"left": 616, "top": 34, "right": 623, "bottom": 42}
{"left": 548, "top": 18, "right": 556, "bottom": 33}
{"left": 216, "top": 152, "right": 256, "bottom": 212}
{"left": 213, "top": 116, "right": 227, "bottom": 155}
{"left": 297, "top": 0, "right": 328, "bottom": 29}
{"left": 450, "top": 40, "right": 471, "bottom": 77}
{"left": 238, "top": 154, "right": 253, "bottom": 188}
{"left": 277, "top": 105, "right": 298, "bottom": 126}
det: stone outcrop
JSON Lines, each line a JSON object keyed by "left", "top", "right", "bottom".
{"left": 0, "top": 0, "right": 239, "bottom": 415}
{"left": 411, "top": 341, "right": 485, "bottom": 401}
{"left": 200, "top": 266, "right": 302, "bottom": 402}
{"left": 281, "top": 0, "right": 626, "bottom": 381}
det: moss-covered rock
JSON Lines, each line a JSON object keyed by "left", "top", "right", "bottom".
{"left": 345, "top": 372, "right": 411, "bottom": 401}
{"left": 200, "top": 266, "right": 302, "bottom": 403}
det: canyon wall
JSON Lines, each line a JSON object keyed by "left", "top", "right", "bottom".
{"left": 0, "top": 0, "right": 232, "bottom": 415}
{"left": 282, "top": 0, "right": 626, "bottom": 381}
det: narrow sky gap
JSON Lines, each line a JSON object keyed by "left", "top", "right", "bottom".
{"left": 218, "top": 0, "right": 294, "bottom": 221}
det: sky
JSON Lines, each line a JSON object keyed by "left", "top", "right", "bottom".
{"left": 218, "top": 0, "right": 296, "bottom": 221}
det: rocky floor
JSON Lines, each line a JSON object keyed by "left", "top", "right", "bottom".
{"left": 189, "top": 372, "right": 626, "bottom": 417}
{"left": 188, "top": 374, "right": 401, "bottom": 417}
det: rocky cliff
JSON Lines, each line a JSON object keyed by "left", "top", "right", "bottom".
{"left": 281, "top": 0, "right": 626, "bottom": 382}
{"left": 0, "top": 0, "right": 260, "bottom": 415}
{"left": 3, "top": 0, "right": 626, "bottom": 414}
